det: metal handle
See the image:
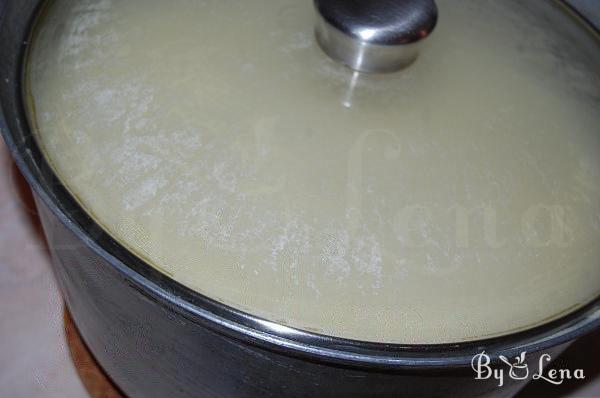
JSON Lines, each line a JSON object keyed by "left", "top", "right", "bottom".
{"left": 314, "top": 0, "right": 438, "bottom": 73}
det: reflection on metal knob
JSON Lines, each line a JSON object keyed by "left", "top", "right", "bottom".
{"left": 314, "top": 0, "right": 438, "bottom": 73}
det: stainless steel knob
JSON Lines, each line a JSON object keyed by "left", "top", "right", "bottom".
{"left": 314, "top": 0, "right": 438, "bottom": 73}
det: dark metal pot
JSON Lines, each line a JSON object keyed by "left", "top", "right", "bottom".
{"left": 1, "top": 1, "right": 599, "bottom": 397}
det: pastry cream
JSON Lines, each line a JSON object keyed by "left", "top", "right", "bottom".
{"left": 26, "top": 0, "right": 600, "bottom": 343}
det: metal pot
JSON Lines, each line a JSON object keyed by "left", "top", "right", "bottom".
{"left": 1, "top": 1, "right": 599, "bottom": 397}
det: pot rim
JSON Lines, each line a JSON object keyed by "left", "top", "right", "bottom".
{"left": 1, "top": 0, "right": 599, "bottom": 370}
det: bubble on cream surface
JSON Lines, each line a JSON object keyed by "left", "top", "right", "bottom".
{"left": 26, "top": 0, "right": 600, "bottom": 343}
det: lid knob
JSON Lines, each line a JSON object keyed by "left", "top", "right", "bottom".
{"left": 314, "top": 0, "right": 438, "bottom": 73}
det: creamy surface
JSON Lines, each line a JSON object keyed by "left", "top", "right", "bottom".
{"left": 27, "top": 0, "right": 600, "bottom": 343}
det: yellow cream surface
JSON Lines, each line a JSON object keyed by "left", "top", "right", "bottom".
{"left": 27, "top": 0, "right": 600, "bottom": 343}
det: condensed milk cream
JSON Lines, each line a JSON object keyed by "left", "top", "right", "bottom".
{"left": 26, "top": 0, "right": 600, "bottom": 343}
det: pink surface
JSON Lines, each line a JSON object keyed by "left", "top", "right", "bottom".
{"left": 0, "top": 140, "right": 598, "bottom": 397}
